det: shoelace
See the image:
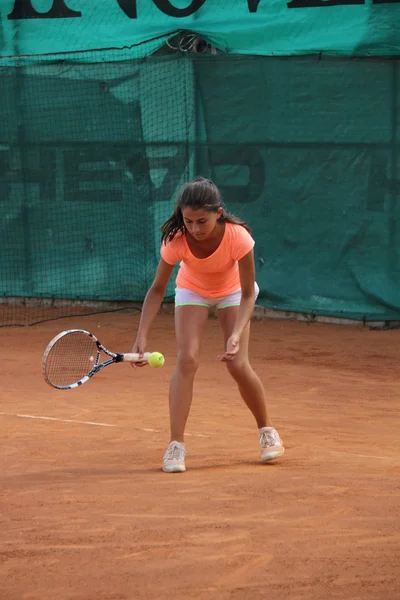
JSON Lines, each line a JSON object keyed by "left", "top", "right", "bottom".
{"left": 260, "top": 430, "right": 277, "bottom": 448}
{"left": 164, "top": 444, "right": 185, "bottom": 461}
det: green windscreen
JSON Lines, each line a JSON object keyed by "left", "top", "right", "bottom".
{"left": 0, "top": 1, "right": 399, "bottom": 58}
{"left": 1, "top": 54, "right": 399, "bottom": 325}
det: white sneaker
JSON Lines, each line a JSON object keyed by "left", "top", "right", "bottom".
{"left": 259, "top": 427, "right": 285, "bottom": 462}
{"left": 162, "top": 441, "right": 186, "bottom": 473}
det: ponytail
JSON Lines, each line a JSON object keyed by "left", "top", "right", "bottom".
{"left": 218, "top": 208, "right": 251, "bottom": 234}
{"left": 160, "top": 212, "right": 185, "bottom": 244}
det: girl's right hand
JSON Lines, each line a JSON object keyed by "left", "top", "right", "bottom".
{"left": 131, "top": 336, "right": 148, "bottom": 368}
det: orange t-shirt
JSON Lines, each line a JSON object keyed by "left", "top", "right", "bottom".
{"left": 160, "top": 223, "right": 255, "bottom": 298}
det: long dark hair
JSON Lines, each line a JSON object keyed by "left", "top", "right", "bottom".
{"left": 161, "top": 176, "right": 251, "bottom": 244}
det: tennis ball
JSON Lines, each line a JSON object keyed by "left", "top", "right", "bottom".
{"left": 148, "top": 352, "right": 165, "bottom": 368}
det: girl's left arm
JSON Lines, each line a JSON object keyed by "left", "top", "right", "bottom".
{"left": 218, "top": 249, "right": 256, "bottom": 361}
{"left": 232, "top": 249, "right": 256, "bottom": 338}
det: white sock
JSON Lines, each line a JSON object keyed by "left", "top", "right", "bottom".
{"left": 258, "top": 426, "right": 274, "bottom": 433}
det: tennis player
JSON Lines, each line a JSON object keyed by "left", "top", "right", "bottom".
{"left": 132, "top": 176, "right": 284, "bottom": 472}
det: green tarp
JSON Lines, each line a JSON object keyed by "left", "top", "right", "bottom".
{"left": 1, "top": 55, "right": 399, "bottom": 323}
{"left": 0, "top": 0, "right": 399, "bottom": 61}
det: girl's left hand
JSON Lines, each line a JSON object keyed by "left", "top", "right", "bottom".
{"left": 218, "top": 334, "right": 240, "bottom": 361}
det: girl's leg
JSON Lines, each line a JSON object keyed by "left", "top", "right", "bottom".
{"left": 217, "top": 306, "right": 284, "bottom": 461}
{"left": 169, "top": 304, "right": 209, "bottom": 443}
{"left": 217, "top": 306, "right": 270, "bottom": 427}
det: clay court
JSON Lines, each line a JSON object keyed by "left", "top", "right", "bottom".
{"left": 1, "top": 311, "right": 400, "bottom": 600}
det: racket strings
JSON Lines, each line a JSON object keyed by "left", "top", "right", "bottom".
{"left": 45, "top": 332, "right": 99, "bottom": 387}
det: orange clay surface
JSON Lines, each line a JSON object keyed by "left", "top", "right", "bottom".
{"left": 1, "top": 312, "right": 400, "bottom": 600}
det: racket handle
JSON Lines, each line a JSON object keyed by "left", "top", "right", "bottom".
{"left": 122, "top": 352, "right": 151, "bottom": 363}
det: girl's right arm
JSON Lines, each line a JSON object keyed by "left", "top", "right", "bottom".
{"left": 131, "top": 258, "right": 174, "bottom": 365}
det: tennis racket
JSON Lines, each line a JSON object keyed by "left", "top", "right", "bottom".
{"left": 42, "top": 329, "right": 164, "bottom": 390}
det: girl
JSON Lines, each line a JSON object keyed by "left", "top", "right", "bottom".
{"left": 131, "top": 176, "right": 284, "bottom": 472}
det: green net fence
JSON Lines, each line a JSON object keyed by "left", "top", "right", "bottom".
{"left": 1, "top": 53, "right": 400, "bottom": 325}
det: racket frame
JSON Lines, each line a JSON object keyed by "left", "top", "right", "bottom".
{"left": 42, "top": 329, "right": 150, "bottom": 390}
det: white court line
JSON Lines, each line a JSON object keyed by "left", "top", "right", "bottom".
{"left": 142, "top": 428, "right": 209, "bottom": 438}
{"left": 0, "top": 413, "right": 211, "bottom": 437}
{"left": 329, "top": 450, "right": 395, "bottom": 461}
{"left": 0, "top": 413, "right": 116, "bottom": 428}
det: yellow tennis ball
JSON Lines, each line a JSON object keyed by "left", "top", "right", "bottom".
{"left": 148, "top": 352, "right": 165, "bottom": 368}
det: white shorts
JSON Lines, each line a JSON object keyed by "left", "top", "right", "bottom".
{"left": 175, "top": 283, "right": 259, "bottom": 310}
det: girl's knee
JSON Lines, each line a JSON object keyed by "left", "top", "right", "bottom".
{"left": 177, "top": 350, "right": 200, "bottom": 375}
{"left": 226, "top": 359, "right": 251, "bottom": 382}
